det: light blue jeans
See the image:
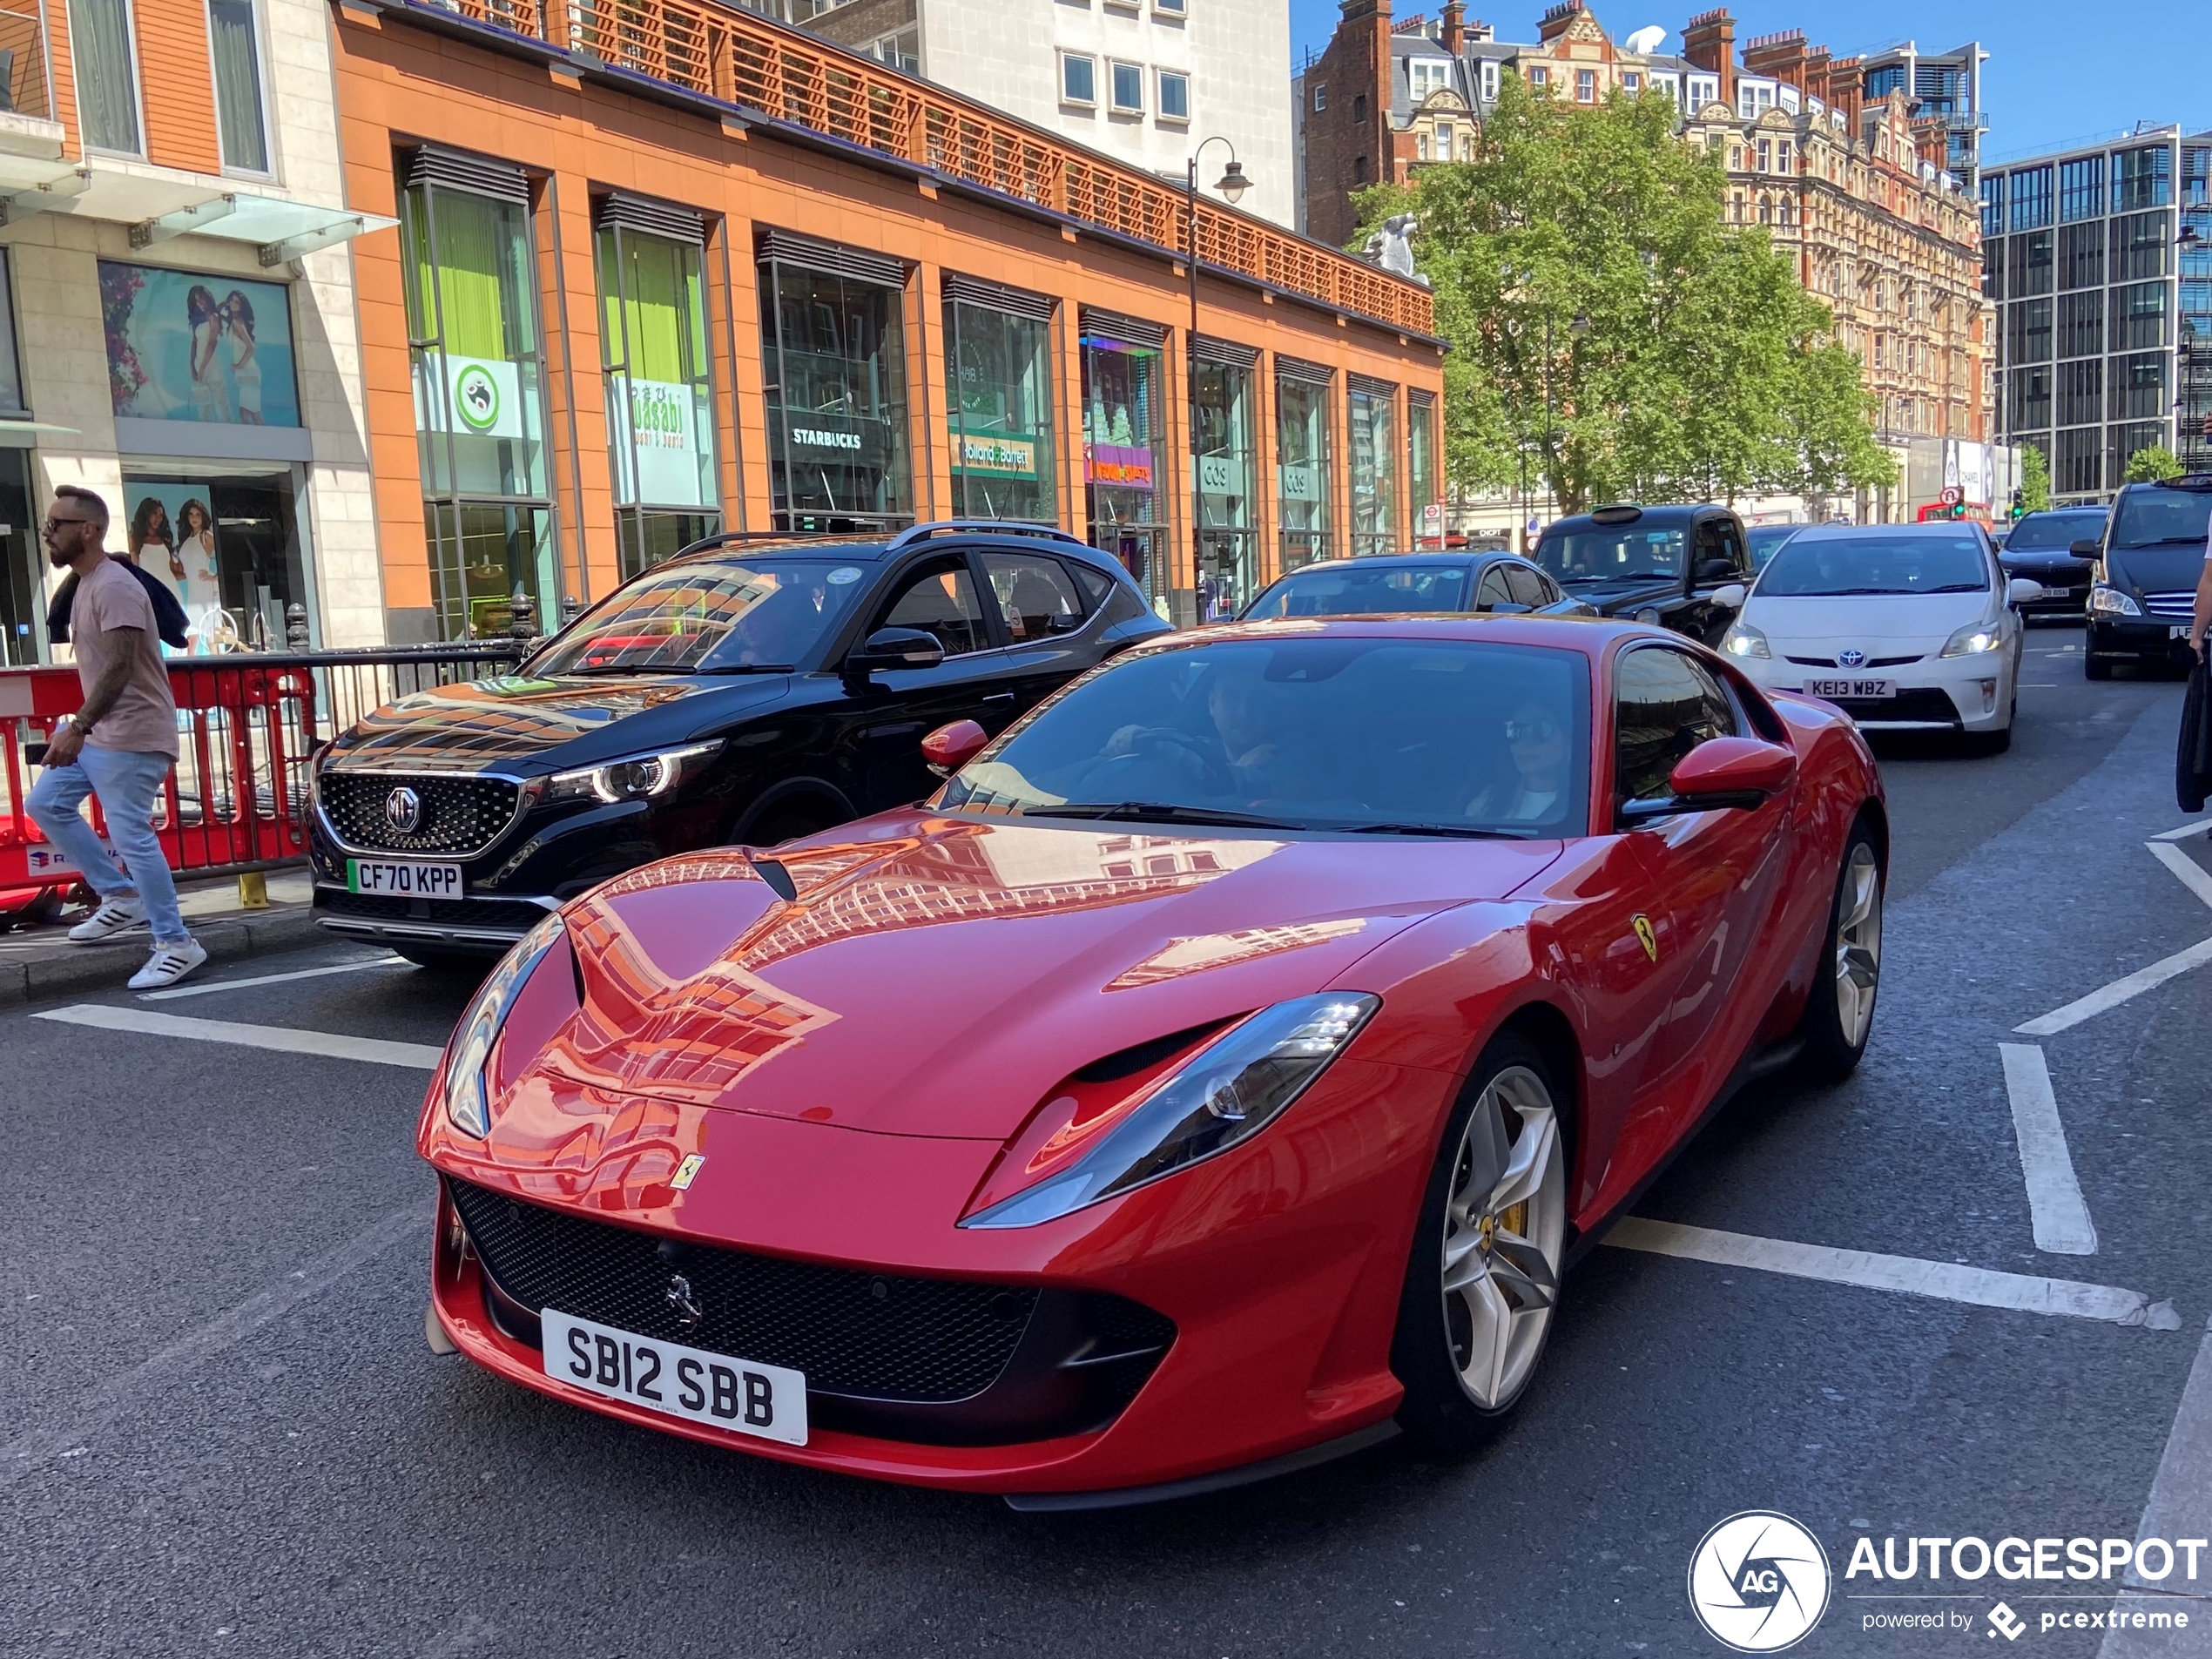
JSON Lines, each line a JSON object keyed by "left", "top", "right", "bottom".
{"left": 27, "top": 744, "right": 190, "bottom": 946}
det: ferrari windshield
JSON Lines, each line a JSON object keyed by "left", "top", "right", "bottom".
{"left": 1243, "top": 563, "right": 1470, "bottom": 618}
{"left": 1757, "top": 534, "right": 1991, "bottom": 597}
{"left": 1535, "top": 524, "right": 1686, "bottom": 585}
{"left": 527, "top": 560, "right": 867, "bottom": 675}
{"left": 939, "top": 637, "right": 1591, "bottom": 838}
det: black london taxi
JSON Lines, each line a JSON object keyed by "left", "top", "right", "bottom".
{"left": 308, "top": 523, "right": 1170, "bottom": 963}
{"left": 1531, "top": 502, "right": 1751, "bottom": 645}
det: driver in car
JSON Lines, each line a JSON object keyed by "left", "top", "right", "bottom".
{"left": 1101, "top": 657, "right": 1320, "bottom": 802}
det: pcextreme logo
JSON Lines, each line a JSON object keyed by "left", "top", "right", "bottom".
{"left": 1688, "top": 1512, "right": 1832, "bottom": 1651}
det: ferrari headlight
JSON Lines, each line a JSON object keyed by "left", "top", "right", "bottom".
{"left": 442, "top": 913, "right": 565, "bottom": 1137}
{"left": 1939, "top": 618, "right": 2005, "bottom": 658}
{"left": 2088, "top": 583, "right": 2141, "bottom": 617}
{"left": 961, "top": 994, "right": 1379, "bottom": 1229}
{"left": 543, "top": 741, "right": 719, "bottom": 805}
{"left": 1721, "top": 621, "right": 1770, "bottom": 659}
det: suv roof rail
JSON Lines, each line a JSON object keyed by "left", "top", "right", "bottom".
{"left": 2155, "top": 472, "right": 2212, "bottom": 489}
{"left": 887, "top": 520, "right": 1087, "bottom": 550}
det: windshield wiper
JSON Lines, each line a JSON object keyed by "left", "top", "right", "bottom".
{"left": 1338, "top": 821, "right": 1531, "bottom": 840}
{"left": 702, "top": 664, "right": 795, "bottom": 675}
{"left": 1018, "top": 801, "right": 1306, "bottom": 830}
{"left": 1921, "top": 583, "right": 1990, "bottom": 593}
{"left": 557, "top": 663, "right": 695, "bottom": 677}
{"left": 2114, "top": 536, "right": 2211, "bottom": 549}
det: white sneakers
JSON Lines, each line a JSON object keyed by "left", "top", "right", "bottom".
{"left": 68, "top": 896, "right": 148, "bottom": 942}
{"left": 127, "top": 939, "right": 207, "bottom": 990}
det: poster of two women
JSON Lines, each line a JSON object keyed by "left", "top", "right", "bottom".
{"left": 99, "top": 261, "right": 300, "bottom": 427}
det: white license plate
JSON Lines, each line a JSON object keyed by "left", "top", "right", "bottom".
{"left": 345, "top": 859, "right": 462, "bottom": 898}
{"left": 2175, "top": 626, "right": 2193, "bottom": 641}
{"left": 541, "top": 1308, "right": 808, "bottom": 1447}
{"left": 1804, "top": 678, "right": 1896, "bottom": 698}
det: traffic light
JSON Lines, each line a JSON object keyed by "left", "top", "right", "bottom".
{"left": 2010, "top": 488, "right": 2024, "bottom": 521}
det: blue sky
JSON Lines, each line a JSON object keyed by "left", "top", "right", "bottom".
{"left": 1289, "top": 0, "right": 2209, "bottom": 162}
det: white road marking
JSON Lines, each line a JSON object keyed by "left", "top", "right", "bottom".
{"left": 2153, "top": 819, "right": 2212, "bottom": 842}
{"left": 138, "top": 954, "right": 408, "bottom": 1001}
{"left": 2016, "top": 937, "right": 2212, "bottom": 1036}
{"left": 33, "top": 1004, "right": 443, "bottom": 1069}
{"left": 1999, "top": 1043, "right": 2098, "bottom": 1255}
{"left": 2147, "top": 840, "right": 2212, "bottom": 911}
{"left": 1606, "top": 1218, "right": 2162, "bottom": 1325}
{"left": 0, "top": 1204, "right": 429, "bottom": 1490}
{"left": 2099, "top": 1318, "right": 2212, "bottom": 1655}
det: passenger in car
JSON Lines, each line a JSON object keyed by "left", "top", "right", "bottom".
{"left": 1466, "top": 698, "right": 1574, "bottom": 826}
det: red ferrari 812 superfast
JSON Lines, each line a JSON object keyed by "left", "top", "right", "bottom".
{"left": 420, "top": 617, "right": 1885, "bottom": 1506}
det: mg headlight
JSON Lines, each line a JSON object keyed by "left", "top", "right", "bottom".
{"left": 961, "top": 994, "right": 1379, "bottom": 1229}
{"left": 1939, "top": 619, "right": 2005, "bottom": 658}
{"left": 2088, "top": 583, "right": 2141, "bottom": 617}
{"left": 1722, "top": 621, "right": 1771, "bottom": 659}
{"left": 442, "top": 913, "right": 566, "bottom": 1137}
{"left": 543, "top": 741, "right": 719, "bottom": 805}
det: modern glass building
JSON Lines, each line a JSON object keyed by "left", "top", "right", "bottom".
{"left": 1983, "top": 127, "right": 2212, "bottom": 502}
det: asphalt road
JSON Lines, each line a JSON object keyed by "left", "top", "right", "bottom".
{"left": 4, "top": 626, "right": 2209, "bottom": 1658}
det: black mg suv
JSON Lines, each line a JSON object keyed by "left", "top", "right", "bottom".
{"left": 2084, "top": 475, "right": 2212, "bottom": 679}
{"left": 1531, "top": 502, "right": 1751, "bottom": 644}
{"left": 308, "top": 523, "right": 1170, "bottom": 962}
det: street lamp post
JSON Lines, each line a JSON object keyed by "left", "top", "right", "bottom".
{"left": 1185, "top": 138, "right": 1249, "bottom": 622}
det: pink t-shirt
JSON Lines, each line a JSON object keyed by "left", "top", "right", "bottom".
{"left": 71, "top": 556, "right": 179, "bottom": 759}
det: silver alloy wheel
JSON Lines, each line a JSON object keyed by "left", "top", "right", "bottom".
{"left": 1440, "top": 1066, "right": 1566, "bottom": 1411}
{"left": 1834, "top": 842, "right": 1883, "bottom": 1049}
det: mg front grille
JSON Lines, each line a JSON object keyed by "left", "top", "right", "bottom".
{"left": 450, "top": 1180, "right": 1061, "bottom": 1403}
{"left": 316, "top": 887, "right": 544, "bottom": 934}
{"left": 319, "top": 771, "right": 521, "bottom": 855}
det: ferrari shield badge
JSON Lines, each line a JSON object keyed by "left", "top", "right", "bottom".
{"left": 1631, "top": 914, "right": 1659, "bottom": 963}
{"left": 670, "top": 1154, "right": 707, "bottom": 1190}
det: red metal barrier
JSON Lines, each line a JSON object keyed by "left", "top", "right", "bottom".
{"left": 0, "top": 661, "right": 318, "bottom": 890}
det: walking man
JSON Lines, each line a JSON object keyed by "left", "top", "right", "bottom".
{"left": 27, "top": 486, "right": 206, "bottom": 988}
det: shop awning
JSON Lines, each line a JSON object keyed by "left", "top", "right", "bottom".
{"left": 143, "top": 191, "right": 399, "bottom": 266}
{"left": 41, "top": 166, "right": 396, "bottom": 264}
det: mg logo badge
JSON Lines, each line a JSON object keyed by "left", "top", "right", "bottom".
{"left": 385, "top": 786, "right": 422, "bottom": 833}
{"left": 1838, "top": 648, "right": 1867, "bottom": 670}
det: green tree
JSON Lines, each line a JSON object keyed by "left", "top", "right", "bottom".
{"left": 2019, "top": 443, "right": 2051, "bottom": 513}
{"left": 1355, "top": 73, "right": 1889, "bottom": 514}
{"left": 2123, "top": 444, "right": 2181, "bottom": 484}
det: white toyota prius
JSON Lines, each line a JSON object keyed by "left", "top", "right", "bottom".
{"left": 1720, "top": 522, "right": 2041, "bottom": 752}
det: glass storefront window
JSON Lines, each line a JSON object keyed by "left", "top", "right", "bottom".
{"left": 1190, "top": 356, "right": 1256, "bottom": 621}
{"left": 1276, "top": 370, "right": 1332, "bottom": 572}
{"left": 401, "top": 179, "right": 557, "bottom": 637}
{"left": 598, "top": 223, "right": 720, "bottom": 579}
{"left": 1082, "top": 334, "right": 1167, "bottom": 593}
{"left": 1349, "top": 383, "right": 1398, "bottom": 557}
{"left": 1407, "top": 395, "right": 1437, "bottom": 547}
{"left": 760, "top": 259, "right": 912, "bottom": 532}
{"left": 0, "top": 449, "right": 36, "bottom": 665}
{"left": 121, "top": 467, "right": 313, "bottom": 651}
{"left": 945, "top": 298, "right": 1056, "bottom": 523}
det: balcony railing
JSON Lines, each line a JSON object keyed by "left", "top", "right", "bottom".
{"left": 0, "top": 0, "right": 51, "bottom": 123}
{"left": 404, "top": 0, "right": 1435, "bottom": 336}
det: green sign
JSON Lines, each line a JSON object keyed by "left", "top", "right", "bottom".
{"left": 950, "top": 429, "right": 1040, "bottom": 480}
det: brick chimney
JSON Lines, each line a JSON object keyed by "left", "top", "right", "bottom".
{"left": 1680, "top": 7, "right": 1736, "bottom": 112}
{"left": 1742, "top": 27, "right": 1806, "bottom": 92}
{"left": 1537, "top": 0, "right": 1585, "bottom": 44}
{"left": 1803, "top": 43, "right": 1831, "bottom": 107}
{"left": 1826, "top": 52, "right": 1862, "bottom": 130}
{"left": 1440, "top": 0, "right": 1465, "bottom": 54}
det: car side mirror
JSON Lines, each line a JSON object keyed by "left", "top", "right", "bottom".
{"left": 2069, "top": 539, "right": 2101, "bottom": 557}
{"left": 846, "top": 626, "right": 946, "bottom": 681}
{"left": 1620, "top": 737, "right": 1797, "bottom": 824}
{"left": 2006, "top": 577, "right": 2044, "bottom": 605}
{"left": 1045, "top": 610, "right": 1082, "bottom": 635}
{"left": 1709, "top": 583, "right": 1747, "bottom": 610}
{"left": 1696, "top": 557, "right": 1737, "bottom": 583}
{"left": 921, "top": 718, "right": 989, "bottom": 776}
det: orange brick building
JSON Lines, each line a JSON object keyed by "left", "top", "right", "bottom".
{"left": 329, "top": 0, "right": 1443, "bottom": 636}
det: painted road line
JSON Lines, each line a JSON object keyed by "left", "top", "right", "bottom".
{"left": 1999, "top": 1042, "right": 2099, "bottom": 1256}
{"left": 2099, "top": 1317, "right": 2212, "bottom": 1656}
{"left": 32, "top": 1004, "right": 442, "bottom": 1069}
{"left": 1605, "top": 1218, "right": 2172, "bottom": 1326}
{"left": 2147, "top": 840, "right": 2212, "bottom": 911}
{"left": 2153, "top": 819, "right": 2212, "bottom": 842}
{"left": 139, "top": 954, "right": 408, "bottom": 1002}
{"left": 2014, "top": 937, "right": 2212, "bottom": 1037}
{"left": 0, "top": 1204, "right": 428, "bottom": 1492}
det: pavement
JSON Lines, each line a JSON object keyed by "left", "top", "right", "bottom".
{"left": 3, "top": 630, "right": 2210, "bottom": 1657}
{"left": 0, "top": 871, "right": 317, "bottom": 1001}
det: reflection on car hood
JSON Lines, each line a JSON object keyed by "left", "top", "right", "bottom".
{"left": 1554, "top": 577, "right": 1680, "bottom": 611}
{"left": 324, "top": 673, "right": 769, "bottom": 772}
{"left": 529, "top": 813, "right": 1566, "bottom": 1140}
{"left": 2106, "top": 545, "right": 2211, "bottom": 596}
{"left": 1743, "top": 591, "right": 1994, "bottom": 652}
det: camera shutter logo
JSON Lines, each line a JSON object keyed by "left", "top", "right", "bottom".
{"left": 385, "top": 786, "right": 423, "bottom": 834}
{"left": 1687, "top": 1511, "right": 1831, "bottom": 1652}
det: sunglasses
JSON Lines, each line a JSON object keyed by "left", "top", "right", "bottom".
{"left": 1504, "top": 717, "right": 1561, "bottom": 743}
